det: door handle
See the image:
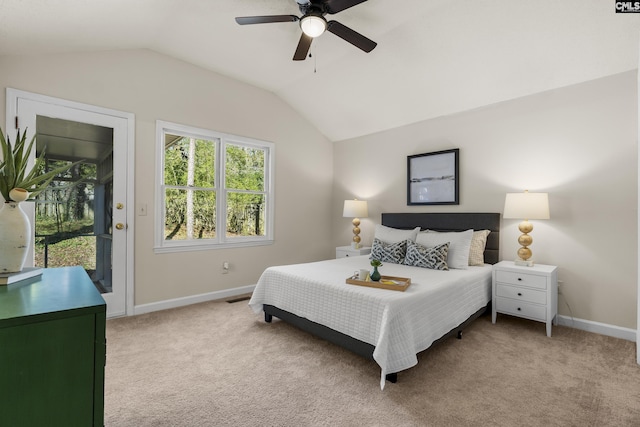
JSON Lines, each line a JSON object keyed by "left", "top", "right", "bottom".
{"left": 115, "top": 223, "right": 125, "bottom": 230}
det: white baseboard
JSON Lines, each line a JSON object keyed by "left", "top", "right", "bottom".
{"left": 557, "top": 315, "right": 636, "bottom": 342}
{"left": 133, "top": 284, "right": 256, "bottom": 316}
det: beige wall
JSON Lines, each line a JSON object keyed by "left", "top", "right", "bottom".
{"left": 0, "top": 49, "right": 334, "bottom": 306}
{"left": 333, "top": 71, "right": 638, "bottom": 329}
{"left": 1, "top": 49, "right": 637, "bottom": 328}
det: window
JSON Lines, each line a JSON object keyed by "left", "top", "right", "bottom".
{"left": 155, "top": 121, "right": 274, "bottom": 252}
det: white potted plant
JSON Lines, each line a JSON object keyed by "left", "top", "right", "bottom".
{"left": 0, "top": 128, "right": 83, "bottom": 273}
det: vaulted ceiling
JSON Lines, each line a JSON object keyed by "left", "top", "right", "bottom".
{"left": 1, "top": 0, "right": 638, "bottom": 141}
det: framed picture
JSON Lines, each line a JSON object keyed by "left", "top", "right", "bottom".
{"left": 407, "top": 148, "right": 459, "bottom": 205}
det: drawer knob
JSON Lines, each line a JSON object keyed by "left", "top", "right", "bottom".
{"left": 345, "top": 254, "right": 349, "bottom": 257}
{"left": 517, "top": 277, "right": 522, "bottom": 281}
{"left": 517, "top": 307, "right": 522, "bottom": 311}
{"left": 517, "top": 292, "right": 522, "bottom": 296}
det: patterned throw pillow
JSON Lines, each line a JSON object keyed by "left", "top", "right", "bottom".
{"left": 404, "top": 240, "right": 450, "bottom": 270}
{"left": 370, "top": 238, "right": 407, "bottom": 264}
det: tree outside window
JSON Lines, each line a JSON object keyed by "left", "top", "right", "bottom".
{"left": 156, "top": 121, "right": 273, "bottom": 252}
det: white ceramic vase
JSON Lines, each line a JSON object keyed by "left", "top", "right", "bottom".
{"left": 0, "top": 200, "right": 31, "bottom": 273}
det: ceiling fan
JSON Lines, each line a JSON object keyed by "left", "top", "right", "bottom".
{"left": 235, "top": 0, "right": 377, "bottom": 61}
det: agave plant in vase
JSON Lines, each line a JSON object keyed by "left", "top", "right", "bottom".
{"left": 0, "top": 127, "right": 83, "bottom": 274}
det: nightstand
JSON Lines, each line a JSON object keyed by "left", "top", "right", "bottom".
{"left": 492, "top": 260, "right": 558, "bottom": 337}
{"left": 336, "top": 246, "right": 371, "bottom": 259}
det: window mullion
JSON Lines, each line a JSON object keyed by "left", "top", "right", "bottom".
{"left": 217, "top": 138, "right": 226, "bottom": 243}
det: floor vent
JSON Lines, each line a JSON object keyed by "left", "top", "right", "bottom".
{"left": 226, "top": 296, "right": 251, "bottom": 304}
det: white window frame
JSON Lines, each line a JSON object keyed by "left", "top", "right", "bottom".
{"left": 154, "top": 120, "right": 274, "bottom": 253}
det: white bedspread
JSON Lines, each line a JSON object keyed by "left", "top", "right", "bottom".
{"left": 249, "top": 256, "right": 492, "bottom": 389}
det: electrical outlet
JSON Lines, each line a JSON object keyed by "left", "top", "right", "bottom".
{"left": 138, "top": 203, "right": 147, "bottom": 216}
{"left": 222, "top": 261, "right": 230, "bottom": 274}
{"left": 558, "top": 280, "right": 563, "bottom": 295}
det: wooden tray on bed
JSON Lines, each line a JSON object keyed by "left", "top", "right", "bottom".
{"left": 346, "top": 275, "right": 411, "bottom": 292}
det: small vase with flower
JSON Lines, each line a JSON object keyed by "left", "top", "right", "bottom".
{"left": 370, "top": 259, "right": 382, "bottom": 282}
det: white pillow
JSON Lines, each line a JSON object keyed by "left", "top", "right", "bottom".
{"left": 374, "top": 225, "right": 420, "bottom": 244}
{"left": 416, "top": 229, "right": 473, "bottom": 269}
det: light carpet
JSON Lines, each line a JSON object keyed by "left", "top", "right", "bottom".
{"left": 105, "top": 299, "right": 640, "bottom": 426}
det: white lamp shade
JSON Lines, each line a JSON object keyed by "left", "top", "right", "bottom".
{"left": 300, "top": 15, "right": 327, "bottom": 37}
{"left": 503, "top": 192, "right": 550, "bottom": 220}
{"left": 343, "top": 199, "right": 368, "bottom": 218}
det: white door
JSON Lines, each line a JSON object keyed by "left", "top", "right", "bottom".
{"left": 7, "top": 89, "right": 134, "bottom": 317}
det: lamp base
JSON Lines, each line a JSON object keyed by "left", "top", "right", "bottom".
{"left": 514, "top": 259, "right": 534, "bottom": 267}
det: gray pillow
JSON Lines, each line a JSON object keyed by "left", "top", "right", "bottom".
{"left": 404, "top": 240, "right": 449, "bottom": 270}
{"left": 370, "top": 238, "right": 407, "bottom": 264}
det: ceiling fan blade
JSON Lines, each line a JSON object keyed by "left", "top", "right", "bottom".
{"left": 323, "top": 0, "right": 368, "bottom": 14}
{"left": 326, "top": 20, "right": 376, "bottom": 53}
{"left": 293, "top": 33, "right": 313, "bottom": 61}
{"left": 235, "top": 15, "right": 299, "bottom": 25}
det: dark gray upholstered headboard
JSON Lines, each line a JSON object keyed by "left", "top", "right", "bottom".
{"left": 381, "top": 212, "right": 501, "bottom": 265}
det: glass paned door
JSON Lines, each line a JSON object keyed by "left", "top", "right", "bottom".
{"left": 32, "top": 118, "right": 115, "bottom": 294}
{"left": 14, "top": 93, "right": 130, "bottom": 317}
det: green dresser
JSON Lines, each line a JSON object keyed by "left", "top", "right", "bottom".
{"left": 0, "top": 266, "right": 106, "bottom": 427}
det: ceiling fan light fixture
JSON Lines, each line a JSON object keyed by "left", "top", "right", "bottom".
{"left": 300, "top": 15, "right": 327, "bottom": 37}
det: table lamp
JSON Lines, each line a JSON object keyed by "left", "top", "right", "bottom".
{"left": 503, "top": 190, "right": 550, "bottom": 266}
{"left": 343, "top": 199, "right": 368, "bottom": 249}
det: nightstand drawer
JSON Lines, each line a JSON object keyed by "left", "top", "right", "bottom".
{"left": 495, "top": 297, "right": 546, "bottom": 322}
{"left": 336, "top": 246, "right": 371, "bottom": 259}
{"left": 496, "top": 284, "right": 547, "bottom": 305}
{"left": 495, "top": 270, "right": 547, "bottom": 290}
{"left": 336, "top": 249, "right": 356, "bottom": 258}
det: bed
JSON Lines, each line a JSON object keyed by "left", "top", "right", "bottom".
{"left": 249, "top": 212, "right": 500, "bottom": 388}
